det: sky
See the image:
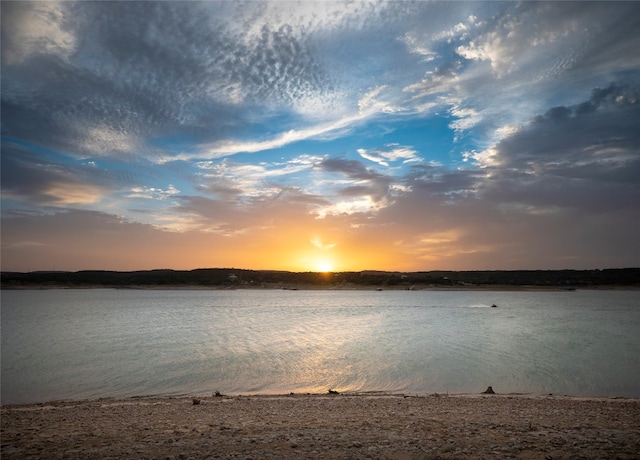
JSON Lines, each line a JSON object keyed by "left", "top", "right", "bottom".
{"left": 1, "top": 1, "right": 639, "bottom": 273}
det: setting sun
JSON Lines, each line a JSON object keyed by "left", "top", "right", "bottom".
{"left": 316, "top": 261, "right": 334, "bottom": 273}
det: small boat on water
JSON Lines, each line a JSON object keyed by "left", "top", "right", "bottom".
{"left": 491, "top": 304, "right": 498, "bottom": 308}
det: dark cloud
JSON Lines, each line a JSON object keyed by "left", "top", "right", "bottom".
{"left": 487, "top": 81, "right": 640, "bottom": 212}
{"left": 337, "top": 185, "right": 378, "bottom": 198}
{"left": 1, "top": 142, "right": 60, "bottom": 200}
{"left": 0, "top": 141, "right": 115, "bottom": 206}
{"left": 563, "top": 2, "right": 640, "bottom": 76}
{"left": 319, "top": 157, "right": 377, "bottom": 180}
{"left": 318, "top": 157, "right": 393, "bottom": 201}
{"left": 406, "top": 165, "right": 481, "bottom": 197}
{"left": 427, "top": 82, "right": 640, "bottom": 224}
{"left": 196, "top": 181, "right": 243, "bottom": 200}
{"left": 241, "top": 23, "right": 330, "bottom": 104}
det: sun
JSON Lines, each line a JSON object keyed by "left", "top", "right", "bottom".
{"left": 316, "top": 261, "right": 334, "bottom": 273}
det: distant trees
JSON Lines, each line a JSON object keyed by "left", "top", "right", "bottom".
{"left": 2, "top": 268, "right": 639, "bottom": 289}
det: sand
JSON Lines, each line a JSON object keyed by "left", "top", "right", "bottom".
{"left": 2, "top": 393, "right": 639, "bottom": 459}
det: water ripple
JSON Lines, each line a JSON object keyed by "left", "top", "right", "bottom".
{"left": 1, "top": 289, "right": 639, "bottom": 403}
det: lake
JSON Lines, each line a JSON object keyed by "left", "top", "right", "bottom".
{"left": 1, "top": 288, "right": 639, "bottom": 404}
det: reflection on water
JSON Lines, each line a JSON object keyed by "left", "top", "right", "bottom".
{"left": 1, "top": 289, "right": 639, "bottom": 403}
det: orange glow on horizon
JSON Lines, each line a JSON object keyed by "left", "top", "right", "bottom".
{"left": 1, "top": 214, "right": 414, "bottom": 273}
{"left": 265, "top": 241, "right": 400, "bottom": 273}
{"left": 229, "top": 228, "right": 411, "bottom": 272}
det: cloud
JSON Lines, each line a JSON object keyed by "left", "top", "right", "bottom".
{"left": 402, "top": 2, "right": 640, "bottom": 149}
{"left": 358, "top": 144, "right": 420, "bottom": 167}
{"left": 474, "top": 83, "right": 640, "bottom": 219}
{"left": 187, "top": 86, "right": 404, "bottom": 159}
{"left": 461, "top": 81, "right": 640, "bottom": 192}
{"left": 310, "top": 237, "right": 336, "bottom": 250}
{"left": 194, "top": 155, "right": 320, "bottom": 201}
{"left": 489, "top": 83, "right": 639, "bottom": 175}
{"left": 192, "top": 113, "right": 363, "bottom": 159}
{"left": 310, "top": 157, "right": 397, "bottom": 217}
{"left": 1, "top": 1, "right": 339, "bottom": 162}
{"left": 127, "top": 185, "right": 180, "bottom": 201}
{"left": 0, "top": 141, "right": 112, "bottom": 206}
{"left": 405, "top": 166, "right": 481, "bottom": 198}
{"left": 317, "top": 157, "right": 393, "bottom": 198}
{"left": 314, "top": 196, "right": 388, "bottom": 219}
{"left": 455, "top": 2, "right": 640, "bottom": 80}
{"left": 6, "top": 0, "right": 632, "bottom": 167}
{"left": 1, "top": 2, "right": 77, "bottom": 64}
{"left": 4, "top": 1, "right": 639, "bottom": 164}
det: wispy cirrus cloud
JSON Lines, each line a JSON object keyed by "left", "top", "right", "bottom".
{"left": 358, "top": 144, "right": 420, "bottom": 167}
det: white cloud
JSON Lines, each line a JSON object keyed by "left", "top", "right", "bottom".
{"left": 455, "top": 4, "right": 592, "bottom": 80}
{"left": 400, "top": 33, "right": 436, "bottom": 62}
{"left": 358, "top": 85, "right": 401, "bottom": 115}
{"left": 310, "top": 237, "right": 336, "bottom": 250}
{"left": 189, "top": 113, "right": 360, "bottom": 159}
{"left": 448, "top": 106, "right": 482, "bottom": 133}
{"left": 127, "top": 185, "right": 180, "bottom": 201}
{"left": 358, "top": 149, "right": 389, "bottom": 167}
{"left": 2, "top": 2, "right": 77, "bottom": 64}
{"left": 315, "top": 196, "right": 388, "bottom": 219}
{"left": 194, "top": 156, "right": 323, "bottom": 199}
{"left": 358, "top": 145, "right": 420, "bottom": 167}
{"left": 462, "top": 148, "right": 501, "bottom": 168}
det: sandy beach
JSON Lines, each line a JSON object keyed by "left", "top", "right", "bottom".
{"left": 2, "top": 393, "right": 639, "bottom": 459}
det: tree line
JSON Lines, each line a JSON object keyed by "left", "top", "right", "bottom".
{"left": 2, "top": 267, "right": 639, "bottom": 289}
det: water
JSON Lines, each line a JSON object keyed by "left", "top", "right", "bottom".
{"left": 1, "top": 289, "right": 639, "bottom": 404}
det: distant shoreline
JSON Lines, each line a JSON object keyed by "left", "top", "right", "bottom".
{"left": 2, "top": 283, "right": 639, "bottom": 291}
{"left": 3, "top": 268, "right": 638, "bottom": 291}
{"left": 5, "top": 284, "right": 640, "bottom": 292}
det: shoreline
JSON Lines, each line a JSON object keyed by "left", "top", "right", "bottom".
{"left": 4, "top": 389, "right": 640, "bottom": 407}
{"left": 3, "top": 390, "right": 640, "bottom": 409}
{"left": 2, "top": 393, "right": 639, "bottom": 459}
{"left": 3, "top": 284, "right": 639, "bottom": 291}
